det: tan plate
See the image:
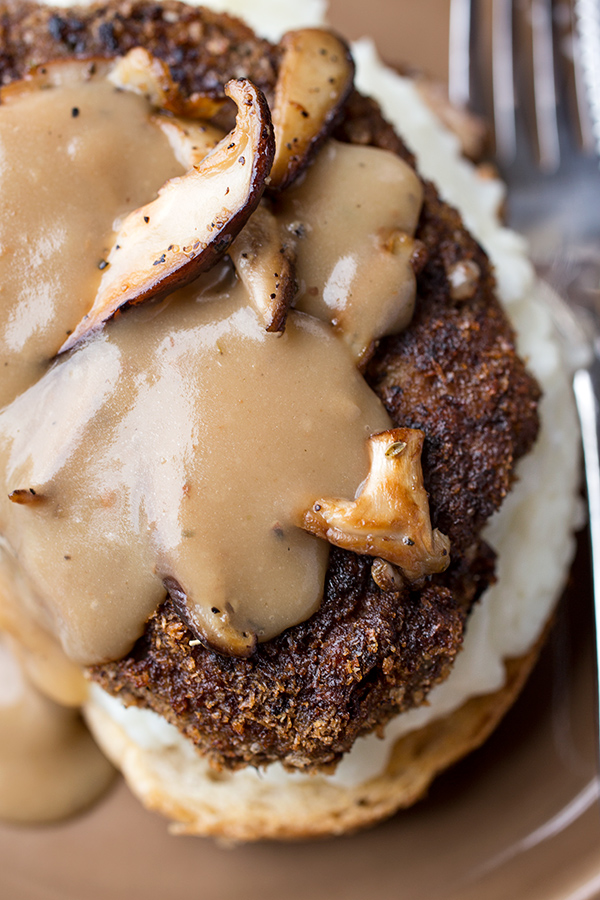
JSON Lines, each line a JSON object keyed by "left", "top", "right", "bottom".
{"left": 0, "top": 532, "right": 597, "bottom": 900}
{"left": 1, "top": 2, "right": 599, "bottom": 897}
{"left": 328, "top": 0, "right": 451, "bottom": 81}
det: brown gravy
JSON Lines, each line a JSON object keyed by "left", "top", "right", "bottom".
{"left": 0, "top": 274, "right": 391, "bottom": 660}
{"left": 277, "top": 140, "right": 423, "bottom": 362}
{"left": 0, "top": 77, "right": 183, "bottom": 409}
{"left": 0, "top": 635, "right": 114, "bottom": 823}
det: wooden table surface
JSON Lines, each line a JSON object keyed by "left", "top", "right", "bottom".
{"left": 327, "top": 0, "right": 450, "bottom": 80}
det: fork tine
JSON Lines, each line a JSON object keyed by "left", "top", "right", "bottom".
{"left": 529, "top": 0, "right": 561, "bottom": 171}
{"left": 574, "top": 0, "right": 600, "bottom": 161}
{"left": 555, "top": 0, "right": 596, "bottom": 155}
{"left": 450, "top": 0, "right": 597, "bottom": 172}
{"left": 492, "top": 0, "right": 517, "bottom": 163}
{"left": 571, "top": 16, "right": 597, "bottom": 154}
{"left": 448, "top": 0, "right": 473, "bottom": 108}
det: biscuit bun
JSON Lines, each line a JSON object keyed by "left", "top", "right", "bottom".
{"left": 23, "top": 0, "right": 579, "bottom": 839}
{"left": 85, "top": 636, "right": 546, "bottom": 839}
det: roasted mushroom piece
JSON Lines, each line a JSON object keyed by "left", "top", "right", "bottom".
{"left": 109, "top": 47, "right": 225, "bottom": 119}
{"left": 7, "top": 489, "right": 44, "bottom": 506}
{"left": 269, "top": 28, "right": 355, "bottom": 191}
{"left": 301, "top": 428, "right": 451, "bottom": 582}
{"left": 152, "top": 114, "right": 225, "bottom": 168}
{"left": 163, "top": 578, "right": 257, "bottom": 659}
{"left": 60, "top": 78, "right": 275, "bottom": 353}
{"left": 228, "top": 203, "right": 296, "bottom": 332}
{"left": 0, "top": 57, "right": 113, "bottom": 102}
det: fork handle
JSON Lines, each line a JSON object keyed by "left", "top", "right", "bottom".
{"left": 574, "top": 364, "right": 600, "bottom": 684}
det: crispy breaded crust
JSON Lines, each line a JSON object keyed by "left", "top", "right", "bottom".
{"left": 86, "top": 637, "right": 543, "bottom": 840}
{"left": 92, "top": 557, "right": 468, "bottom": 772}
{"left": 0, "top": 0, "right": 278, "bottom": 100}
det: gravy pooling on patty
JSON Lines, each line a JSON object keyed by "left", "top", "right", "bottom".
{"left": 0, "top": 64, "right": 423, "bottom": 665}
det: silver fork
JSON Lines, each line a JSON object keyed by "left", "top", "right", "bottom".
{"left": 448, "top": 0, "right": 600, "bottom": 720}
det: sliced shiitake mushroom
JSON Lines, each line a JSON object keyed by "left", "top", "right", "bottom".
{"left": 60, "top": 78, "right": 275, "bottom": 353}
{"left": 164, "top": 577, "right": 257, "bottom": 658}
{"left": 109, "top": 47, "right": 226, "bottom": 119}
{"left": 229, "top": 202, "right": 296, "bottom": 332}
{"left": 269, "top": 28, "right": 355, "bottom": 191}
{"left": 301, "top": 428, "right": 450, "bottom": 582}
{"left": 152, "top": 114, "right": 225, "bottom": 168}
{"left": 370, "top": 557, "right": 404, "bottom": 593}
{"left": 0, "top": 58, "right": 112, "bottom": 104}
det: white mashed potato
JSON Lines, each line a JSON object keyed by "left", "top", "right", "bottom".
{"left": 42, "top": 0, "right": 580, "bottom": 791}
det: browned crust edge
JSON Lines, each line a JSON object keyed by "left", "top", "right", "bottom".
{"left": 85, "top": 625, "right": 546, "bottom": 842}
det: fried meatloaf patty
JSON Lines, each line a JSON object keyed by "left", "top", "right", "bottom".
{"left": 0, "top": 1, "right": 541, "bottom": 772}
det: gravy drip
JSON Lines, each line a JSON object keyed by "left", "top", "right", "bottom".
{"left": 0, "top": 73, "right": 420, "bottom": 664}
{"left": 0, "top": 77, "right": 183, "bottom": 409}
{"left": 0, "top": 537, "right": 88, "bottom": 706}
{"left": 0, "top": 635, "right": 114, "bottom": 824}
{"left": 277, "top": 140, "right": 423, "bottom": 362}
{"left": 0, "top": 274, "right": 391, "bottom": 660}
